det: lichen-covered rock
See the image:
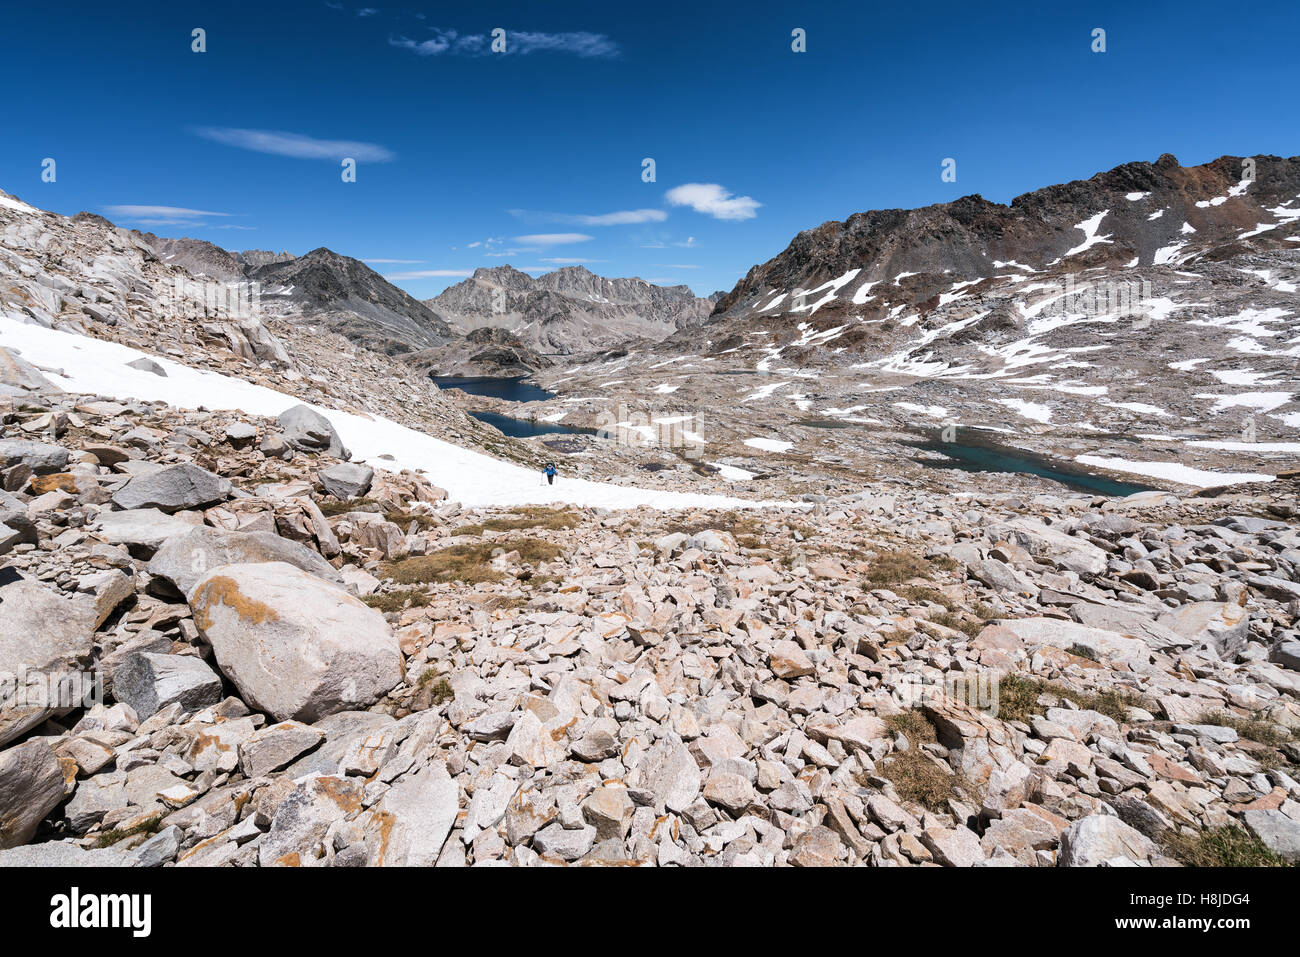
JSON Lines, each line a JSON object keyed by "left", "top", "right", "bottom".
{"left": 188, "top": 562, "right": 401, "bottom": 722}
{"left": 148, "top": 525, "right": 343, "bottom": 598}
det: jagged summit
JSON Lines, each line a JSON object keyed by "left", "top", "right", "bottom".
{"left": 427, "top": 263, "right": 715, "bottom": 355}
{"left": 712, "top": 153, "right": 1300, "bottom": 320}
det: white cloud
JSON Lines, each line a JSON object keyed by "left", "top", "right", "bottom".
{"left": 104, "top": 205, "right": 231, "bottom": 220}
{"left": 391, "top": 29, "right": 618, "bottom": 58}
{"left": 509, "top": 208, "right": 665, "bottom": 226}
{"left": 665, "top": 183, "right": 760, "bottom": 221}
{"left": 193, "top": 127, "right": 395, "bottom": 162}
{"left": 513, "top": 233, "right": 593, "bottom": 245}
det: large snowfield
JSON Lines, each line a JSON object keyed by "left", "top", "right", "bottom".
{"left": 1, "top": 318, "right": 791, "bottom": 511}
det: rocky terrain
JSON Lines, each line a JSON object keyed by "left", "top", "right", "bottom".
{"left": 0, "top": 381, "right": 1298, "bottom": 867}
{"left": 427, "top": 265, "right": 717, "bottom": 356}
{"left": 0, "top": 154, "right": 1298, "bottom": 868}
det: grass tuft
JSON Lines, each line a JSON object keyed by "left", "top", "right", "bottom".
{"left": 92, "top": 813, "right": 164, "bottom": 848}
{"left": 455, "top": 508, "right": 580, "bottom": 535}
{"left": 383, "top": 538, "right": 561, "bottom": 585}
{"left": 865, "top": 549, "right": 933, "bottom": 585}
{"left": 362, "top": 587, "right": 431, "bottom": 613}
{"left": 1196, "top": 710, "right": 1295, "bottom": 748}
{"left": 1164, "top": 826, "right": 1296, "bottom": 867}
{"left": 994, "top": 674, "right": 1150, "bottom": 724}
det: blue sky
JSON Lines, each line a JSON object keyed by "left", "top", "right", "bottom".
{"left": 4, "top": 0, "right": 1297, "bottom": 299}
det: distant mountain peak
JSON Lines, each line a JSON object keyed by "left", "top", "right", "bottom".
{"left": 427, "top": 265, "right": 715, "bottom": 355}
{"left": 712, "top": 152, "right": 1300, "bottom": 320}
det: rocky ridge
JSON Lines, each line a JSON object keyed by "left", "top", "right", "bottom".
{"left": 427, "top": 265, "right": 716, "bottom": 356}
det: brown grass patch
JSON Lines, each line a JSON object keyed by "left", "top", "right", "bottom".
{"left": 886, "top": 709, "right": 939, "bottom": 745}
{"left": 455, "top": 508, "right": 581, "bottom": 535}
{"left": 1164, "top": 827, "right": 1296, "bottom": 867}
{"left": 383, "top": 538, "right": 561, "bottom": 584}
{"left": 362, "top": 587, "right": 431, "bottom": 613}
{"left": 878, "top": 750, "right": 966, "bottom": 812}
{"left": 1195, "top": 710, "right": 1295, "bottom": 748}
{"left": 865, "top": 549, "right": 933, "bottom": 585}
{"left": 994, "top": 674, "right": 1151, "bottom": 725}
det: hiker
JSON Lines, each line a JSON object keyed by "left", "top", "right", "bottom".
{"left": 544, "top": 462, "right": 557, "bottom": 486}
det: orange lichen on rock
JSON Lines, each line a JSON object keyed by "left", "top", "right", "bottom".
{"left": 191, "top": 575, "right": 281, "bottom": 632}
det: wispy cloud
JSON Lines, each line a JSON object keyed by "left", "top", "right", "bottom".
{"left": 104, "top": 205, "right": 231, "bottom": 220}
{"left": 665, "top": 183, "right": 760, "bottom": 221}
{"left": 509, "top": 208, "right": 666, "bottom": 226}
{"left": 513, "top": 233, "right": 593, "bottom": 245}
{"left": 382, "top": 268, "right": 472, "bottom": 280}
{"left": 640, "top": 236, "right": 697, "bottom": 249}
{"left": 390, "top": 29, "right": 618, "bottom": 59}
{"left": 193, "top": 127, "right": 395, "bottom": 162}
{"left": 102, "top": 204, "right": 240, "bottom": 227}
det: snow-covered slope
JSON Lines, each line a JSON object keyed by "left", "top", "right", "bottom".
{"left": 2, "top": 316, "right": 787, "bottom": 510}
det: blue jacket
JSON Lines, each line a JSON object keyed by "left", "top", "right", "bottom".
{"left": 544, "top": 465, "right": 557, "bottom": 476}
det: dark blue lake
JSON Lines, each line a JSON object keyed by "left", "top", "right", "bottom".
{"left": 432, "top": 376, "right": 557, "bottom": 402}
{"left": 909, "top": 436, "right": 1154, "bottom": 497}
{"left": 470, "top": 411, "right": 594, "bottom": 439}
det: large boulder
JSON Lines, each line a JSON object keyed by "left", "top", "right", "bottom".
{"left": 1242, "top": 809, "right": 1300, "bottom": 862}
{"left": 238, "top": 720, "right": 325, "bottom": 778}
{"left": 986, "top": 517, "right": 1109, "bottom": 577}
{"left": 1070, "top": 602, "right": 1193, "bottom": 650}
{"left": 94, "top": 508, "right": 203, "bottom": 553}
{"left": 111, "top": 652, "right": 224, "bottom": 719}
{"left": 0, "top": 579, "right": 98, "bottom": 675}
{"left": 0, "top": 347, "right": 60, "bottom": 393}
{"left": 1157, "top": 599, "right": 1250, "bottom": 658}
{"left": 1058, "top": 813, "right": 1159, "bottom": 866}
{"left": 277, "top": 405, "right": 349, "bottom": 459}
{"left": 258, "top": 774, "right": 364, "bottom": 867}
{"left": 986, "top": 617, "right": 1147, "bottom": 662}
{"left": 0, "top": 740, "right": 75, "bottom": 848}
{"left": 111, "top": 463, "right": 232, "bottom": 513}
{"left": 359, "top": 764, "right": 459, "bottom": 866}
{"left": 0, "top": 841, "right": 137, "bottom": 867}
{"left": 148, "top": 526, "right": 343, "bottom": 598}
{"left": 188, "top": 562, "right": 402, "bottom": 722}
{"left": 631, "top": 741, "right": 702, "bottom": 813}
{"left": 316, "top": 463, "right": 373, "bottom": 500}
{"left": 0, "top": 438, "right": 70, "bottom": 475}
{"left": 0, "top": 491, "right": 36, "bottom": 557}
